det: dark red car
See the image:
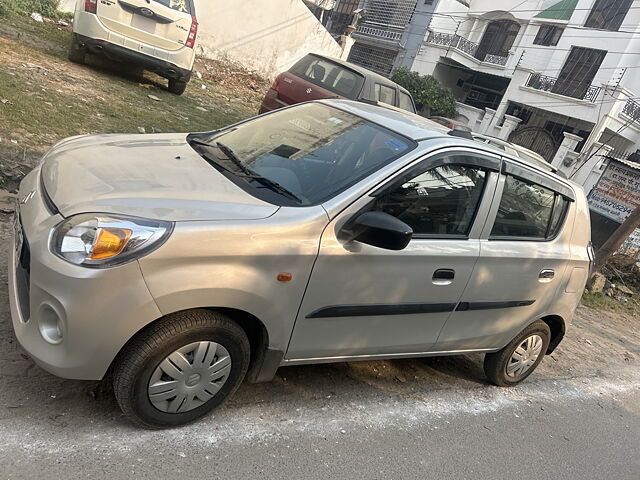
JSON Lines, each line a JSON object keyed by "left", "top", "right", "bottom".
{"left": 260, "top": 53, "right": 416, "bottom": 114}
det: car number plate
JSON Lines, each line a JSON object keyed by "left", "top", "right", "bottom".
{"left": 131, "top": 14, "right": 157, "bottom": 34}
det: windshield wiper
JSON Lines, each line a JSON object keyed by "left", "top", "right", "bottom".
{"left": 249, "top": 174, "right": 302, "bottom": 203}
{"left": 190, "top": 138, "right": 302, "bottom": 204}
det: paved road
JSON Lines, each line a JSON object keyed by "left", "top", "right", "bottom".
{"left": 1, "top": 216, "right": 639, "bottom": 479}
{"left": 1, "top": 365, "right": 638, "bottom": 479}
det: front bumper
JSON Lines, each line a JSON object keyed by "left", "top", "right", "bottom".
{"left": 8, "top": 168, "right": 162, "bottom": 380}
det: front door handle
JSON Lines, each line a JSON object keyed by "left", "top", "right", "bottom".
{"left": 433, "top": 268, "right": 455, "bottom": 285}
{"left": 539, "top": 269, "right": 555, "bottom": 282}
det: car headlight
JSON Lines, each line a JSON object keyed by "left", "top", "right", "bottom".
{"left": 51, "top": 214, "right": 173, "bottom": 267}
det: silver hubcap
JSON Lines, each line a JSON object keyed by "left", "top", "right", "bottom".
{"left": 148, "top": 341, "right": 232, "bottom": 414}
{"left": 506, "top": 334, "right": 543, "bottom": 378}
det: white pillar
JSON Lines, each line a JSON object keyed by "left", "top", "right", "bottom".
{"left": 497, "top": 114, "right": 522, "bottom": 140}
{"left": 551, "top": 132, "right": 584, "bottom": 169}
{"left": 339, "top": 35, "right": 355, "bottom": 60}
{"left": 479, "top": 108, "right": 497, "bottom": 135}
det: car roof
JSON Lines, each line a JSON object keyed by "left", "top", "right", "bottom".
{"left": 430, "top": 116, "right": 466, "bottom": 126}
{"left": 318, "top": 99, "right": 576, "bottom": 190}
{"left": 305, "top": 53, "right": 413, "bottom": 96}
{"left": 318, "top": 98, "right": 450, "bottom": 140}
{"left": 472, "top": 133, "right": 509, "bottom": 144}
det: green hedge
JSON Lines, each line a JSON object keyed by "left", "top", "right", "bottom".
{"left": 391, "top": 67, "right": 458, "bottom": 118}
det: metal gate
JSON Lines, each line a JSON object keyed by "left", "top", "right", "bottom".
{"left": 508, "top": 127, "right": 559, "bottom": 162}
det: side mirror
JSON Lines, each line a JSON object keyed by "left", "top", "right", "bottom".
{"left": 346, "top": 211, "right": 413, "bottom": 251}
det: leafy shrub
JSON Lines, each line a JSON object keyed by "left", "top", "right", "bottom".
{"left": 0, "top": 0, "right": 63, "bottom": 18}
{"left": 391, "top": 67, "right": 458, "bottom": 118}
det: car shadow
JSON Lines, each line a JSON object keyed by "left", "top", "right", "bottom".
{"left": 82, "top": 53, "right": 167, "bottom": 91}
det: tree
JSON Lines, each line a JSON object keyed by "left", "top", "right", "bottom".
{"left": 592, "top": 204, "right": 640, "bottom": 276}
{"left": 390, "top": 67, "right": 458, "bottom": 118}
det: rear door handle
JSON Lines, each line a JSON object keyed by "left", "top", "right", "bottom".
{"left": 539, "top": 269, "right": 555, "bottom": 282}
{"left": 433, "top": 268, "right": 455, "bottom": 285}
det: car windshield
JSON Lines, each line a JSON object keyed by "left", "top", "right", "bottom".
{"left": 190, "top": 103, "right": 415, "bottom": 206}
{"left": 289, "top": 56, "right": 365, "bottom": 99}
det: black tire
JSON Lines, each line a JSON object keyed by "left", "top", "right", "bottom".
{"left": 68, "top": 34, "right": 87, "bottom": 64}
{"left": 168, "top": 79, "right": 188, "bottom": 95}
{"left": 113, "top": 309, "right": 250, "bottom": 429}
{"left": 484, "top": 320, "right": 551, "bottom": 387}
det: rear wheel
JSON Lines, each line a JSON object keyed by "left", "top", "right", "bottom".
{"left": 68, "top": 34, "right": 87, "bottom": 64}
{"left": 113, "top": 309, "right": 250, "bottom": 429}
{"left": 484, "top": 320, "right": 550, "bottom": 387}
{"left": 168, "top": 78, "right": 188, "bottom": 95}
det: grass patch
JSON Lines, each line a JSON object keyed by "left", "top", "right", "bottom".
{"left": 0, "top": 0, "right": 68, "bottom": 19}
{"left": 581, "top": 291, "right": 639, "bottom": 316}
{"left": 0, "top": 15, "right": 262, "bottom": 152}
{"left": 0, "top": 12, "right": 72, "bottom": 59}
{"left": 0, "top": 13, "right": 265, "bottom": 192}
{"left": 0, "top": 68, "right": 248, "bottom": 143}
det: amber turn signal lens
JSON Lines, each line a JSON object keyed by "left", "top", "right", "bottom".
{"left": 277, "top": 272, "right": 293, "bottom": 282}
{"left": 90, "top": 227, "right": 133, "bottom": 260}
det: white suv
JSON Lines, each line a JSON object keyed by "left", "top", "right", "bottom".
{"left": 69, "top": 0, "right": 198, "bottom": 95}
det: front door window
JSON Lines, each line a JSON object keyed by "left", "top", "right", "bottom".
{"left": 372, "top": 163, "right": 488, "bottom": 237}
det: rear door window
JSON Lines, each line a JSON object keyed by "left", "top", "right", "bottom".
{"left": 398, "top": 91, "right": 415, "bottom": 113}
{"left": 289, "top": 56, "right": 364, "bottom": 99}
{"left": 491, "top": 175, "right": 568, "bottom": 239}
{"left": 375, "top": 84, "right": 397, "bottom": 105}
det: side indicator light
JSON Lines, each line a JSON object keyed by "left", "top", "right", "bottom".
{"left": 277, "top": 273, "right": 293, "bottom": 282}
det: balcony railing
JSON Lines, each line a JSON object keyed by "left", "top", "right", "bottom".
{"left": 425, "top": 31, "right": 509, "bottom": 66}
{"left": 525, "top": 73, "right": 601, "bottom": 103}
{"left": 355, "top": 25, "right": 403, "bottom": 42}
{"left": 622, "top": 98, "right": 640, "bottom": 122}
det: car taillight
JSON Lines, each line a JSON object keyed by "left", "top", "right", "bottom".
{"left": 186, "top": 16, "right": 198, "bottom": 49}
{"left": 85, "top": 0, "right": 97, "bottom": 13}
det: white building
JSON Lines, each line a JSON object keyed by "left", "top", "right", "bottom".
{"left": 409, "top": 0, "right": 640, "bottom": 190}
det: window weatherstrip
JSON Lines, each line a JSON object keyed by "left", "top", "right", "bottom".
{"left": 370, "top": 152, "right": 500, "bottom": 198}
{"left": 502, "top": 161, "right": 575, "bottom": 201}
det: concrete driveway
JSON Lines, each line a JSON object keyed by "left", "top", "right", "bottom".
{"left": 1, "top": 216, "right": 639, "bottom": 479}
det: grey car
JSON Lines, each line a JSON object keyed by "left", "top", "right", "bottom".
{"left": 9, "top": 100, "right": 592, "bottom": 428}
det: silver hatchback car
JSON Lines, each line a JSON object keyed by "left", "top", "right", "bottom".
{"left": 9, "top": 100, "right": 592, "bottom": 428}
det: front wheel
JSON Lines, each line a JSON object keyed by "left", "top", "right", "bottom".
{"left": 113, "top": 310, "right": 250, "bottom": 429}
{"left": 484, "top": 320, "right": 550, "bottom": 387}
{"left": 168, "top": 78, "right": 188, "bottom": 95}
